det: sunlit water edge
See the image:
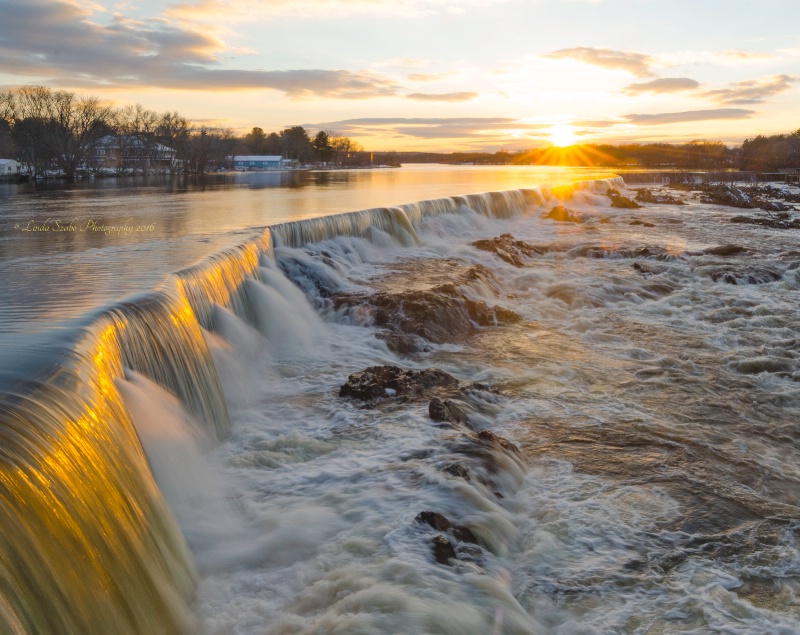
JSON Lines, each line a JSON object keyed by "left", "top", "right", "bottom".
{"left": 173, "top": 183, "right": 800, "bottom": 633}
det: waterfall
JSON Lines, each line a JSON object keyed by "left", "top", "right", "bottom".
{"left": 0, "top": 324, "right": 197, "bottom": 634}
{"left": 0, "top": 178, "right": 618, "bottom": 633}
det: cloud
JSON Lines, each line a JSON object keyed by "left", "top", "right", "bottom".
{"left": 622, "top": 109, "right": 755, "bottom": 125}
{"left": 407, "top": 72, "right": 457, "bottom": 82}
{"left": 571, "top": 118, "right": 624, "bottom": 129}
{"left": 623, "top": 77, "right": 701, "bottom": 95}
{"left": 702, "top": 74, "right": 798, "bottom": 105}
{"left": 0, "top": 0, "right": 398, "bottom": 98}
{"left": 304, "top": 117, "right": 550, "bottom": 139}
{"left": 715, "top": 49, "right": 773, "bottom": 61}
{"left": 165, "top": 0, "right": 512, "bottom": 21}
{"left": 544, "top": 46, "right": 654, "bottom": 77}
{"left": 406, "top": 92, "right": 478, "bottom": 102}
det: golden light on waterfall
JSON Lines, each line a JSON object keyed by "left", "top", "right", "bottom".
{"left": 548, "top": 123, "right": 577, "bottom": 148}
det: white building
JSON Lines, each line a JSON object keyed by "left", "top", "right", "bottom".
{"left": 93, "top": 136, "right": 177, "bottom": 170}
{"left": 232, "top": 155, "right": 285, "bottom": 170}
{"left": 0, "top": 159, "right": 18, "bottom": 176}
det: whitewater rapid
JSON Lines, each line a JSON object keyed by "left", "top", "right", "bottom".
{"left": 180, "top": 180, "right": 800, "bottom": 633}
{"left": 3, "top": 176, "right": 800, "bottom": 634}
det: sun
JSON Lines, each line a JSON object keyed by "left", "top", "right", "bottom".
{"left": 548, "top": 123, "right": 577, "bottom": 148}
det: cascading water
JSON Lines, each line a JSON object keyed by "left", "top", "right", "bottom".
{"left": 5, "top": 175, "right": 800, "bottom": 634}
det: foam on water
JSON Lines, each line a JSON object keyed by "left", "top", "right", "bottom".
{"left": 181, "top": 180, "right": 800, "bottom": 632}
{"left": 4, "top": 177, "right": 800, "bottom": 633}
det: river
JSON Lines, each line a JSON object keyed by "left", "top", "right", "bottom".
{"left": 1, "top": 166, "right": 799, "bottom": 634}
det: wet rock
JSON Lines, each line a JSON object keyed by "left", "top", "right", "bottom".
{"left": 431, "top": 535, "right": 456, "bottom": 564}
{"left": 568, "top": 244, "right": 681, "bottom": 262}
{"left": 472, "top": 233, "right": 545, "bottom": 267}
{"left": 544, "top": 205, "right": 583, "bottom": 223}
{"left": 375, "top": 331, "right": 425, "bottom": 355}
{"left": 276, "top": 254, "right": 343, "bottom": 303}
{"left": 632, "top": 262, "right": 655, "bottom": 276}
{"left": 339, "top": 365, "right": 459, "bottom": 401}
{"left": 368, "top": 284, "right": 520, "bottom": 344}
{"left": 699, "top": 184, "right": 755, "bottom": 208}
{"left": 475, "top": 430, "right": 523, "bottom": 458}
{"left": 703, "top": 244, "right": 748, "bottom": 257}
{"left": 416, "top": 512, "right": 481, "bottom": 546}
{"left": 761, "top": 200, "right": 793, "bottom": 212}
{"left": 416, "top": 511, "right": 452, "bottom": 532}
{"left": 448, "top": 430, "right": 525, "bottom": 472}
{"left": 708, "top": 267, "right": 783, "bottom": 285}
{"left": 629, "top": 220, "right": 655, "bottom": 227}
{"left": 441, "top": 463, "right": 471, "bottom": 480}
{"left": 451, "top": 525, "right": 480, "bottom": 545}
{"left": 730, "top": 215, "right": 800, "bottom": 230}
{"left": 731, "top": 357, "right": 794, "bottom": 375}
{"left": 429, "top": 397, "right": 470, "bottom": 425}
{"left": 635, "top": 188, "right": 686, "bottom": 205}
{"left": 606, "top": 188, "right": 641, "bottom": 209}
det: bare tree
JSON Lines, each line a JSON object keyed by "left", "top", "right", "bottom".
{"left": 111, "top": 103, "right": 159, "bottom": 173}
{"left": 327, "top": 131, "right": 363, "bottom": 166}
{"left": 45, "top": 90, "right": 112, "bottom": 178}
{"left": 8, "top": 86, "right": 53, "bottom": 177}
{"left": 156, "top": 111, "right": 189, "bottom": 174}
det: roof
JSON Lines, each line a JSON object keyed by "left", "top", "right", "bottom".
{"left": 233, "top": 155, "right": 284, "bottom": 161}
{"left": 96, "top": 135, "right": 175, "bottom": 153}
{"left": 0, "top": 159, "right": 17, "bottom": 165}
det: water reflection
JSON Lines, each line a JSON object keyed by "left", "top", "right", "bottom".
{"left": 0, "top": 166, "right": 614, "bottom": 336}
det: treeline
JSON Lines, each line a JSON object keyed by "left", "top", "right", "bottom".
{"left": 239, "top": 127, "right": 376, "bottom": 166}
{"left": 740, "top": 131, "right": 800, "bottom": 171}
{"left": 0, "top": 85, "right": 369, "bottom": 178}
{"left": 393, "top": 134, "right": 800, "bottom": 171}
{"left": 520, "top": 141, "right": 735, "bottom": 169}
{"left": 1, "top": 85, "right": 796, "bottom": 176}
{"left": 0, "top": 86, "right": 236, "bottom": 178}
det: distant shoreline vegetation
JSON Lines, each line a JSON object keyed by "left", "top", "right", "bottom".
{"left": 0, "top": 85, "right": 797, "bottom": 179}
{"left": 389, "top": 132, "right": 800, "bottom": 172}
{"left": 0, "top": 85, "right": 376, "bottom": 180}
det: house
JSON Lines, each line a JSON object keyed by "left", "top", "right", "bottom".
{"left": 0, "top": 158, "right": 18, "bottom": 176}
{"left": 93, "top": 135, "right": 177, "bottom": 171}
{"left": 232, "top": 155, "right": 285, "bottom": 170}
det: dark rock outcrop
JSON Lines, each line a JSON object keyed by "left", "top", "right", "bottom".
{"left": 699, "top": 184, "right": 755, "bottom": 208}
{"left": 632, "top": 262, "right": 655, "bottom": 276}
{"left": 339, "top": 365, "right": 459, "bottom": 402}
{"left": 375, "top": 331, "right": 426, "bottom": 355}
{"left": 568, "top": 244, "right": 681, "bottom": 262}
{"left": 472, "top": 233, "right": 545, "bottom": 267}
{"left": 369, "top": 284, "right": 521, "bottom": 344}
{"left": 441, "top": 463, "right": 471, "bottom": 480}
{"left": 635, "top": 188, "right": 686, "bottom": 205}
{"left": 334, "top": 282, "right": 520, "bottom": 348}
{"left": 607, "top": 188, "right": 641, "bottom": 209}
{"left": 474, "top": 430, "right": 523, "bottom": 459}
{"left": 708, "top": 267, "right": 783, "bottom": 285}
{"left": 703, "top": 244, "right": 749, "bottom": 257}
{"left": 431, "top": 535, "right": 456, "bottom": 565}
{"left": 429, "top": 397, "right": 470, "bottom": 425}
{"left": 416, "top": 511, "right": 482, "bottom": 566}
{"left": 416, "top": 511, "right": 452, "bottom": 532}
{"left": 730, "top": 215, "right": 800, "bottom": 230}
{"left": 544, "top": 205, "right": 583, "bottom": 223}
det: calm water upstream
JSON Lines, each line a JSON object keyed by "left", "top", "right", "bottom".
{"left": 1, "top": 167, "right": 799, "bottom": 634}
{"left": 0, "top": 165, "right": 608, "bottom": 336}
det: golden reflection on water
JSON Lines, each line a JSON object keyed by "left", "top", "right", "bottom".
{"left": 0, "top": 324, "right": 197, "bottom": 633}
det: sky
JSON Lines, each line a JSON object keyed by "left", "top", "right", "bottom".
{"left": 0, "top": 0, "right": 798, "bottom": 152}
